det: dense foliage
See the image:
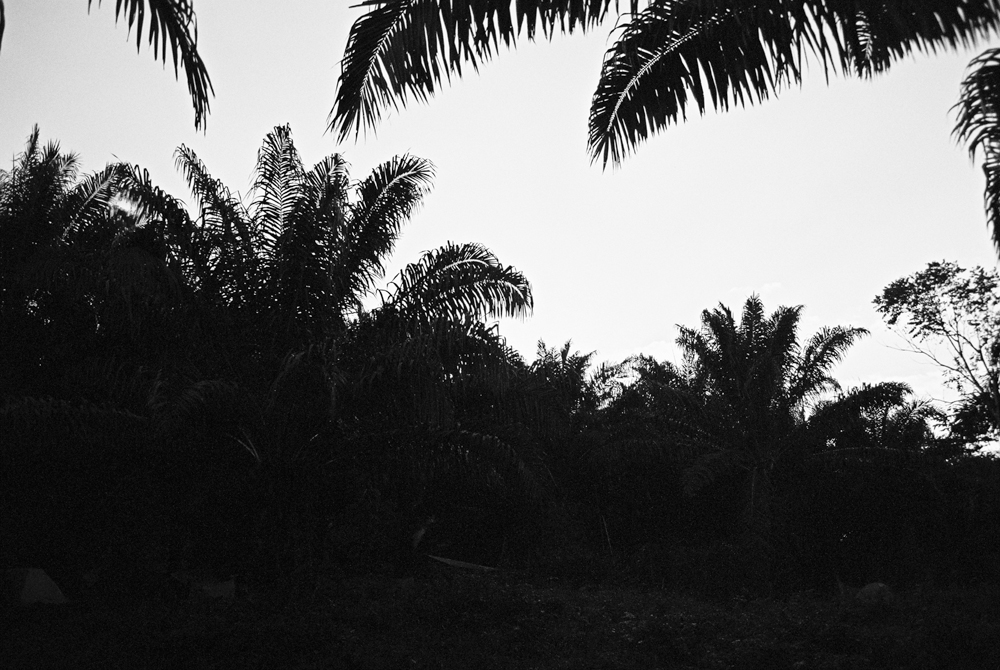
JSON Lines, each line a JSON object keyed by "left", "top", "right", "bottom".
{"left": 2, "top": 128, "right": 999, "bottom": 602}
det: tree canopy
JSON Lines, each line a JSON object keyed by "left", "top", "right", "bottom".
{"left": 876, "top": 260, "right": 1000, "bottom": 442}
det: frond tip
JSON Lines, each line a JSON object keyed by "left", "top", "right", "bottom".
{"left": 954, "top": 48, "right": 1000, "bottom": 254}
{"left": 89, "top": 0, "right": 214, "bottom": 129}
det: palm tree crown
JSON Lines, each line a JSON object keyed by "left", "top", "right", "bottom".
{"left": 119, "top": 124, "right": 436, "bottom": 348}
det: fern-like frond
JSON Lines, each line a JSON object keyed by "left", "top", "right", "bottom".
{"left": 174, "top": 145, "right": 252, "bottom": 254}
{"left": 789, "top": 326, "right": 869, "bottom": 405}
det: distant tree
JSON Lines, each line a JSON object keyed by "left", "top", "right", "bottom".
{"left": 875, "top": 260, "right": 1000, "bottom": 442}
{"left": 331, "top": 0, "right": 1000, "bottom": 166}
{"left": 807, "top": 382, "right": 945, "bottom": 455}
{"left": 0, "top": 0, "right": 212, "bottom": 129}
{"left": 668, "top": 296, "right": 869, "bottom": 587}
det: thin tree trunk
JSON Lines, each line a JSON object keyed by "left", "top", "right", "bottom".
{"left": 742, "top": 463, "right": 774, "bottom": 594}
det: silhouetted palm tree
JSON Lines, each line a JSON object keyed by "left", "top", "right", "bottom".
{"left": 0, "top": 0, "right": 212, "bottom": 128}
{"left": 115, "top": 128, "right": 542, "bottom": 571}
{"left": 331, "top": 0, "right": 1000, "bottom": 166}
{"left": 0, "top": 126, "right": 137, "bottom": 396}
{"left": 118, "top": 124, "right": 435, "bottom": 359}
{"left": 633, "top": 296, "right": 869, "bottom": 588}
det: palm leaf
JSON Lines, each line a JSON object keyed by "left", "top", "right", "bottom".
{"left": 588, "top": 0, "right": 1000, "bottom": 166}
{"left": 788, "top": 325, "right": 869, "bottom": 405}
{"left": 331, "top": 0, "right": 614, "bottom": 140}
{"left": 251, "top": 125, "right": 306, "bottom": 244}
{"left": 954, "top": 48, "right": 1000, "bottom": 253}
{"left": 174, "top": 145, "right": 252, "bottom": 255}
{"left": 332, "top": 153, "right": 434, "bottom": 315}
{"left": 383, "top": 241, "right": 533, "bottom": 323}
{"left": 90, "top": 0, "right": 213, "bottom": 129}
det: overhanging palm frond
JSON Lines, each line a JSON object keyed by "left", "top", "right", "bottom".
{"left": 90, "top": 0, "right": 213, "bottom": 129}
{"left": 331, "top": 0, "right": 614, "bottom": 140}
{"left": 589, "top": 0, "right": 1000, "bottom": 166}
{"left": 954, "top": 47, "right": 1000, "bottom": 254}
{"left": 383, "top": 241, "right": 533, "bottom": 323}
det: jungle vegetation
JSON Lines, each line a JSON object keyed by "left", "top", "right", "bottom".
{"left": 2, "top": 126, "right": 998, "bottom": 605}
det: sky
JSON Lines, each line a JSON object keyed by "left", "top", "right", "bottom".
{"left": 2, "top": 0, "right": 1000, "bottom": 409}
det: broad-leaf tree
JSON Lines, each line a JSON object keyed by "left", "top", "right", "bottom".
{"left": 875, "top": 260, "right": 1000, "bottom": 442}
{"left": 331, "top": 0, "right": 1000, "bottom": 166}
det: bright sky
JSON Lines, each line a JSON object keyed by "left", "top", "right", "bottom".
{"left": 2, "top": 1, "right": 1000, "bottom": 408}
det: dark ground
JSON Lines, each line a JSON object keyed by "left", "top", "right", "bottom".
{"left": 3, "top": 568, "right": 999, "bottom": 670}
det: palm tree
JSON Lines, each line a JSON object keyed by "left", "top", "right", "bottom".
{"left": 118, "top": 124, "right": 435, "bottom": 359}
{"left": 808, "top": 382, "right": 944, "bottom": 456}
{"left": 342, "top": 240, "right": 534, "bottom": 433}
{"left": 655, "top": 296, "right": 868, "bottom": 588}
{"left": 0, "top": 126, "right": 138, "bottom": 396}
{"left": 331, "top": 0, "right": 1000, "bottom": 166}
{"left": 0, "top": 0, "right": 212, "bottom": 129}
{"left": 116, "top": 127, "right": 544, "bottom": 572}
{"left": 339, "top": 240, "right": 539, "bottom": 512}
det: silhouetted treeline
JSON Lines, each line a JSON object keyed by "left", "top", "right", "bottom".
{"left": 2, "top": 128, "right": 998, "bottom": 599}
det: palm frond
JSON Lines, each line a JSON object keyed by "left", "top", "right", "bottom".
{"left": 384, "top": 241, "right": 533, "bottom": 323}
{"left": 1, "top": 395, "right": 149, "bottom": 444}
{"left": 954, "top": 48, "right": 1000, "bottom": 253}
{"left": 333, "top": 154, "right": 434, "bottom": 313}
{"left": 61, "top": 163, "right": 129, "bottom": 240}
{"left": 113, "top": 163, "right": 213, "bottom": 289}
{"left": 174, "top": 145, "right": 252, "bottom": 254}
{"left": 331, "top": 0, "right": 614, "bottom": 140}
{"left": 588, "top": 0, "right": 1000, "bottom": 166}
{"left": 788, "top": 325, "right": 869, "bottom": 405}
{"left": 250, "top": 125, "right": 306, "bottom": 243}
{"left": 90, "top": 0, "right": 213, "bottom": 129}
{"left": 807, "top": 381, "right": 945, "bottom": 457}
